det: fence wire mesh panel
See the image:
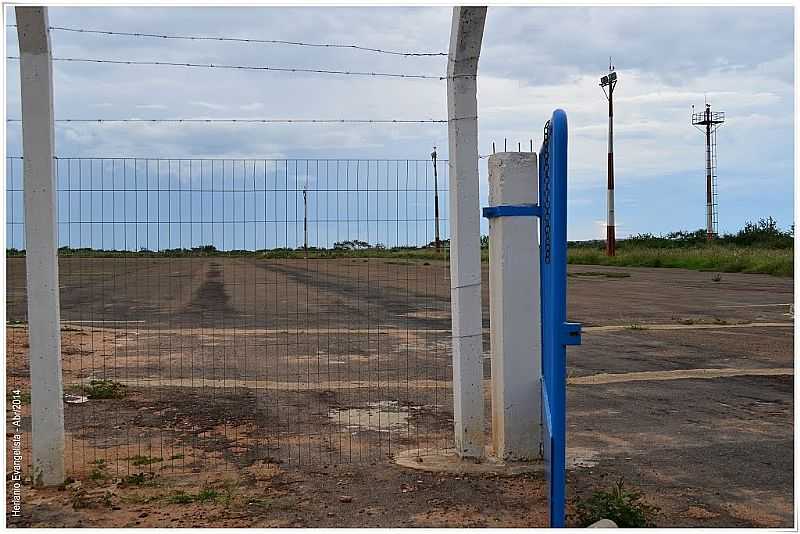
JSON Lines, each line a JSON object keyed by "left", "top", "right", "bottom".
{"left": 6, "top": 156, "right": 455, "bottom": 476}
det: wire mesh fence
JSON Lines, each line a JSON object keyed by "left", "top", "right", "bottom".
{"left": 6, "top": 156, "right": 456, "bottom": 476}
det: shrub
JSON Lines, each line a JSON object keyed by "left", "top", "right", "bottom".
{"left": 84, "top": 379, "right": 127, "bottom": 399}
{"left": 574, "top": 478, "right": 658, "bottom": 528}
{"left": 728, "top": 217, "right": 793, "bottom": 249}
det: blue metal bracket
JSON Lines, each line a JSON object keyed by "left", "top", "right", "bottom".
{"left": 560, "top": 321, "right": 582, "bottom": 346}
{"left": 482, "top": 204, "right": 541, "bottom": 219}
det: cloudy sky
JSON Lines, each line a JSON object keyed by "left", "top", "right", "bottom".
{"left": 5, "top": 6, "right": 795, "bottom": 244}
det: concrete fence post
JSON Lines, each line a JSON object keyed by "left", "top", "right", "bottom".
{"left": 487, "top": 152, "right": 541, "bottom": 460}
{"left": 16, "top": 6, "right": 65, "bottom": 486}
{"left": 447, "top": 6, "right": 487, "bottom": 458}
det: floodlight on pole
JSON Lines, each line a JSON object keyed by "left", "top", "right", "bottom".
{"left": 599, "top": 57, "right": 617, "bottom": 256}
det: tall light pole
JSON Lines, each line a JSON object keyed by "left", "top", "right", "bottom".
{"left": 303, "top": 183, "right": 308, "bottom": 258}
{"left": 599, "top": 59, "right": 618, "bottom": 256}
{"left": 431, "top": 146, "right": 441, "bottom": 252}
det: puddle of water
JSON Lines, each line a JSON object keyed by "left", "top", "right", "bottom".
{"left": 329, "top": 400, "right": 410, "bottom": 432}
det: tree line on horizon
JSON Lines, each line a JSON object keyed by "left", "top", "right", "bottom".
{"left": 5, "top": 218, "right": 791, "bottom": 256}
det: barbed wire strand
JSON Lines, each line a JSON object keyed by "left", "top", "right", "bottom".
{"left": 7, "top": 118, "right": 449, "bottom": 124}
{"left": 5, "top": 24, "right": 448, "bottom": 57}
{"left": 5, "top": 117, "right": 478, "bottom": 124}
{"left": 5, "top": 56, "right": 470, "bottom": 80}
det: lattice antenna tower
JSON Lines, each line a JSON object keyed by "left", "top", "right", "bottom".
{"left": 692, "top": 102, "right": 725, "bottom": 238}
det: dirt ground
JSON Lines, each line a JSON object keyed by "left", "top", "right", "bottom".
{"left": 5, "top": 258, "right": 794, "bottom": 527}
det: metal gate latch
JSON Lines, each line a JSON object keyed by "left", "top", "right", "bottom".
{"left": 560, "top": 322, "right": 582, "bottom": 346}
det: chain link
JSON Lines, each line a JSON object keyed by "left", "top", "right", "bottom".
{"left": 542, "top": 119, "right": 552, "bottom": 264}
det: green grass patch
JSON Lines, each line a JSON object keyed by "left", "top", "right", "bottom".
{"left": 574, "top": 478, "right": 658, "bottom": 527}
{"left": 567, "top": 219, "right": 793, "bottom": 277}
{"left": 121, "top": 472, "right": 158, "bottom": 487}
{"left": 167, "top": 488, "right": 219, "bottom": 505}
{"left": 568, "top": 245, "right": 792, "bottom": 277}
{"left": 83, "top": 379, "right": 127, "bottom": 399}
{"left": 167, "top": 491, "right": 195, "bottom": 505}
{"left": 126, "top": 455, "right": 164, "bottom": 466}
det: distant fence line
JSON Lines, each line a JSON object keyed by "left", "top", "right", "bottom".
{"left": 6, "top": 157, "right": 450, "bottom": 252}
{"left": 6, "top": 155, "right": 456, "bottom": 471}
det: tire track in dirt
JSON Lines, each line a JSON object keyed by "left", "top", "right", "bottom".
{"left": 251, "top": 259, "right": 450, "bottom": 330}
{"left": 176, "top": 261, "right": 237, "bottom": 326}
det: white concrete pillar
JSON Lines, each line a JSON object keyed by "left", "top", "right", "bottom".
{"left": 447, "top": 6, "right": 487, "bottom": 458}
{"left": 16, "top": 6, "right": 65, "bottom": 486}
{"left": 487, "top": 152, "right": 541, "bottom": 460}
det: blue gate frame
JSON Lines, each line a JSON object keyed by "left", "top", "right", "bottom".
{"left": 539, "top": 109, "right": 582, "bottom": 527}
{"left": 481, "top": 109, "right": 581, "bottom": 527}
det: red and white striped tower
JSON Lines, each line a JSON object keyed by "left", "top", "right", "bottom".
{"left": 599, "top": 59, "right": 618, "bottom": 256}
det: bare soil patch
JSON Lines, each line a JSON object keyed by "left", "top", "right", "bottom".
{"left": 6, "top": 259, "right": 794, "bottom": 527}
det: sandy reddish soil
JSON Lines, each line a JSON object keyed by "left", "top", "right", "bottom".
{"left": 5, "top": 258, "right": 794, "bottom": 527}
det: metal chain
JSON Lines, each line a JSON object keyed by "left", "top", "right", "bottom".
{"left": 542, "top": 119, "right": 552, "bottom": 264}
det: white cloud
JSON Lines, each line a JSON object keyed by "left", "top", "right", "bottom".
{"left": 4, "top": 6, "right": 793, "bottom": 238}
{"left": 135, "top": 104, "right": 168, "bottom": 110}
{"left": 189, "top": 101, "right": 229, "bottom": 111}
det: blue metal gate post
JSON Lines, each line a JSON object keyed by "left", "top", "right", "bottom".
{"left": 540, "top": 109, "right": 582, "bottom": 528}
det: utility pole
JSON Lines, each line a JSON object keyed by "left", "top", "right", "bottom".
{"left": 303, "top": 183, "right": 308, "bottom": 258}
{"left": 692, "top": 102, "right": 725, "bottom": 239}
{"left": 599, "top": 58, "right": 618, "bottom": 256}
{"left": 431, "top": 146, "right": 441, "bottom": 252}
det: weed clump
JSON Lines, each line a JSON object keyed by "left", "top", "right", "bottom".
{"left": 127, "top": 455, "right": 163, "bottom": 466}
{"left": 574, "top": 478, "right": 658, "bottom": 528}
{"left": 121, "top": 472, "right": 157, "bottom": 487}
{"left": 84, "top": 379, "right": 127, "bottom": 399}
{"left": 167, "top": 488, "right": 219, "bottom": 504}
